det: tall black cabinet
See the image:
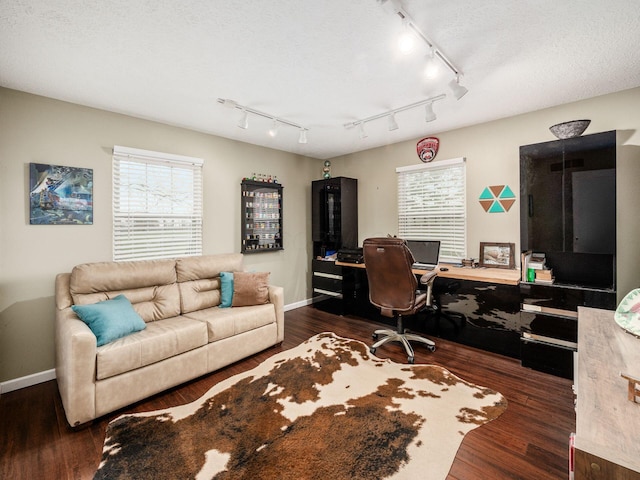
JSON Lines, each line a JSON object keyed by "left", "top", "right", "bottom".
{"left": 311, "top": 177, "right": 358, "bottom": 312}
{"left": 519, "top": 130, "right": 617, "bottom": 378}
{"left": 520, "top": 130, "right": 616, "bottom": 289}
{"left": 312, "top": 177, "right": 358, "bottom": 257}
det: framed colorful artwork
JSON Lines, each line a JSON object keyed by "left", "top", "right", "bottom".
{"left": 29, "top": 163, "right": 93, "bottom": 225}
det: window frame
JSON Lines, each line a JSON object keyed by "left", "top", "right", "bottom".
{"left": 112, "top": 145, "right": 204, "bottom": 262}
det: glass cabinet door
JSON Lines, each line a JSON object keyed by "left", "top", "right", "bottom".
{"left": 519, "top": 130, "right": 616, "bottom": 289}
{"left": 241, "top": 180, "right": 283, "bottom": 253}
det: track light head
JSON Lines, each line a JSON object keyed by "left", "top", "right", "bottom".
{"left": 298, "top": 129, "right": 307, "bottom": 144}
{"left": 268, "top": 119, "right": 279, "bottom": 137}
{"left": 424, "top": 49, "right": 440, "bottom": 79}
{"left": 449, "top": 75, "right": 468, "bottom": 100}
{"left": 378, "top": 0, "right": 403, "bottom": 16}
{"left": 359, "top": 123, "right": 368, "bottom": 139}
{"left": 388, "top": 113, "right": 399, "bottom": 131}
{"left": 424, "top": 102, "right": 436, "bottom": 122}
{"left": 238, "top": 110, "right": 249, "bottom": 129}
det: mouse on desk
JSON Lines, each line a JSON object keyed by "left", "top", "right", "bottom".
{"left": 439, "top": 267, "right": 449, "bottom": 271}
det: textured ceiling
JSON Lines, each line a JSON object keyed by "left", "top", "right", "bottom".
{"left": 1, "top": 0, "right": 639, "bottom": 159}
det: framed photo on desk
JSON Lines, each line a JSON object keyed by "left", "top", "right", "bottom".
{"left": 479, "top": 242, "right": 515, "bottom": 269}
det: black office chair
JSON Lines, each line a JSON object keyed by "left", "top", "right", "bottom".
{"left": 363, "top": 237, "right": 436, "bottom": 363}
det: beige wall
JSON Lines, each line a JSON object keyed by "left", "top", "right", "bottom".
{"left": 0, "top": 87, "right": 318, "bottom": 383}
{"left": 1, "top": 86, "right": 639, "bottom": 386}
{"left": 331, "top": 87, "right": 640, "bottom": 301}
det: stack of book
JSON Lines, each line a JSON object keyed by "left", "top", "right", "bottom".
{"left": 528, "top": 253, "right": 546, "bottom": 270}
{"left": 535, "top": 268, "right": 555, "bottom": 284}
{"left": 521, "top": 251, "right": 555, "bottom": 284}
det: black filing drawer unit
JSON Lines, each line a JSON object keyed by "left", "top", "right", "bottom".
{"left": 312, "top": 259, "right": 345, "bottom": 314}
{"left": 519, "top": 282, "right": 616, "bottom": 378}
{"left": 312, "top": 259, "right": 361, "bottom": 315}
{"left": 312, "top": 259, "right": 343, "bottom": 296}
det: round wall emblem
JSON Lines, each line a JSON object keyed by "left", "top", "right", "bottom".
{"left": 417, "top": 136, "right": 439, "bottom": 162}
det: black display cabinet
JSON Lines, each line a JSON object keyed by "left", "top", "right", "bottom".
{"left": 520, "top": 130, "right": 616, "bottom": 289}
{"left": 241, "top": 179, "right": 283, "bottom": 253}
{"left": 312, "top": 176, "right": 358, "bottom": 257}
{"left": 519, "top": 130, "right": 617, "bottom": 377}
{"left": 311, "top": 177, "right": 358, "bottom": 312}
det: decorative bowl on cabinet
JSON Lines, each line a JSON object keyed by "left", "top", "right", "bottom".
{"left": 549, "top": 119, "right": 591, "bottom": 139}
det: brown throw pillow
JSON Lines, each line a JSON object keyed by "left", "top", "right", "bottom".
{"left": 232, "top": 271, "right": 270, "bottom": 307}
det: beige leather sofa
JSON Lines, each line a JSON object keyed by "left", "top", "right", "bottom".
{"left": 55, "top": 253, "right": 284, "bottom": 427}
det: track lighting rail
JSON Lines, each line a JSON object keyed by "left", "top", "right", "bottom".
{"left": 343, "top": 94, "right": 446, "bottom": 130}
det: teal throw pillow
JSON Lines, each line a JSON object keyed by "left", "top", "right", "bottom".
{"left": 220, "top": 271, "right": 234, "bottom": 308}
{"left": 71, "top": 294, "right": 146, "bottom": 346}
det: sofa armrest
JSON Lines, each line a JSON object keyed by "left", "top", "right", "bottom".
{"left": 268, "top": 285, "right": 285, "bottom": 342}
{"left": 55, "top": 275, "right": 98, "bottom": 426}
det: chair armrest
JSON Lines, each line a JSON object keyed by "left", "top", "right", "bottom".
{"left": 419, "top": 271, "right": 438, "bottom": 285}
{"left": 419, "top": 271, "right": 437, "bottom": 307}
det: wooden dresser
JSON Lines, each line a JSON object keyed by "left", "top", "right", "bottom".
{"left": 575, "top": 307, "right": 640, "bottom": 479}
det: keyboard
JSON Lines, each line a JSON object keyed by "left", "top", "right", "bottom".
{"left": 412, "top": 263, "right": 435, "bottom": 270}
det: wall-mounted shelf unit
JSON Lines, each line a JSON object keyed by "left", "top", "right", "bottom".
{"left": 241, "top": 179, "right": 283, "bottom": 253}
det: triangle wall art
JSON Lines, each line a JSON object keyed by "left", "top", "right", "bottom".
{"left": 479, "top": 185, "right": 516, "bottom": 213}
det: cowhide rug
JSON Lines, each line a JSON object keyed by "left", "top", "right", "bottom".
{"left": 94, "top": 332, "right": 507, "bottom": 480}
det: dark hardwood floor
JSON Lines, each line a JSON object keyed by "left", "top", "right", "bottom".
{"left": 0, "top": 306, "right": 575, "bottom": 479}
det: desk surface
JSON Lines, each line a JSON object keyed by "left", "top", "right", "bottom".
{"left": 335, "top": 261, "right": 521, "bottom": 286}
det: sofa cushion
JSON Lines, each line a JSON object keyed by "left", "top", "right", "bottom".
{"left": 71, "top": 294, "right": 146, "bottom": 346}
{"left": 70, "top": 259, "right": 181, "bottom": 323}
{"left": 96, "top": 316, "right": 208, "bottom": 380}
{"left": 178, "top": 278, "right": 221, "bottom": 314}
{"left": 70, "top": 259, "right": 177, "bottom": 295}
{"left": 175, "top": 254, "right": 243, "bottom": 282}
{"left": 232, "top": 272, "right": 270, "bottom": 307}
{"left": 183, "top": 304, "right": 276, "bottom": 343}
{"left": 72, "top": 284, "right": 181, "bottom": 323}
{"left": 176, "top": 254, "right": 244, "bottom": 313}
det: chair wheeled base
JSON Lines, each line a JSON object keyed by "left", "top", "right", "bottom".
{"left": 369, "top": 314, "right": 436, "bottom": 364}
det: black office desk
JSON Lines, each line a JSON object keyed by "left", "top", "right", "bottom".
{"left": 325, "top": 261, "right": 523, "bottom": 359}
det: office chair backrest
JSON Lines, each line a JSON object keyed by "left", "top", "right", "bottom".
{"left": 363, "top": 237, "right": 418, "bottom": 315}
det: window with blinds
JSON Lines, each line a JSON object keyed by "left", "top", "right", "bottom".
{"left": 112, "top": 146, "right": 203, "bottom": 262}
{"left": 396, "top": 157, "right": 466, "bottom": 262}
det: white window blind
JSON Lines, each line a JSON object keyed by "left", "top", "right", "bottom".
{"left": 396, "top": 158, "right": 466, "bottom": 262}
{"left": 112, "top": 146, "right": 203, "bottom": 262}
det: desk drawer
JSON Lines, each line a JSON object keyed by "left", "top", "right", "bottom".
{"left": 521, "top": 338, "right": 574, "bottom": 379}
{"left": 312, "top": 259, "right": 342, "bottom": 275}
{"left": 520, "top": 283, "right": 616, "bottom": 310}
{"left": 313, "top": 273, "right": 343, "bottom": 295}
{"left": 521, "top": 311, "right": 577, "bottom": 344}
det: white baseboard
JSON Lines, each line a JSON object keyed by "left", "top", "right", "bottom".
{"left": 1, "top": 300, "right": 318, "bottom": 394}
{"left": 284, "top": 298, "right": 315, "bottom": 311}
{"left": 1, "top": 368, "right": 56, "bottom": 395}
